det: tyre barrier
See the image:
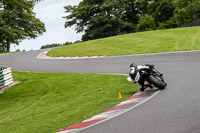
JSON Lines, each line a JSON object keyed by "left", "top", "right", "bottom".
{"left": 0, "top": 67, "right": 13, "bottom": 89}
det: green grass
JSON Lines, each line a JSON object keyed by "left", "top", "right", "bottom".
{"left": 0, "top": 52, "right": 10, "bottom": 55}
{"left": 0, "top": 71, "right": 136, "bottom": 133}
{"left": 47, "top": 26, "right": 200, "bottom": 57}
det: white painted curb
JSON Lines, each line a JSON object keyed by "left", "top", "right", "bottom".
{"left": 37, "top": 50, "right": 104, "bottom": 60}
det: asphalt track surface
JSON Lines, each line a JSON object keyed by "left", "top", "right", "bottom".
{"left": 1, "top": 50, "right": 200, "bottom": 133}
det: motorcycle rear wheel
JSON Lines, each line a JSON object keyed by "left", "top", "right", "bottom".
{"left": 148, "top": 75, "right": 166, "bottom": 90}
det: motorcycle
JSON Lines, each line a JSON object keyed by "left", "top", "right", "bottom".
{"left": 128, "top": 64, "right": 167, "bottom": 90}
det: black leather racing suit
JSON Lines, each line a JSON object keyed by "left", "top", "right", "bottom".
{"left": 129, "top": 64, "right": 153, "bottom": 91}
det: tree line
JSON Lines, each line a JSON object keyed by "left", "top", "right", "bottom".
{"left": 64, "top": 0, "right": 200, "bottom": 41}
{"left": 40, "top": 40, "right": 82, "bottom": 49}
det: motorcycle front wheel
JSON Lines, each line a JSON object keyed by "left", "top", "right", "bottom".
{"left": 148, "top": 75, "right": 166, "bottom": 90}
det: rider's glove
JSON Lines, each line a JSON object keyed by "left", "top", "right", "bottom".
{"left": 145, "top": 64, "right": 154, "bottom": 68}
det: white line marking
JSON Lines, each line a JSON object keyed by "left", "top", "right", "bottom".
{"left": 70, "top": 90, "right": 160, "bottom": 133}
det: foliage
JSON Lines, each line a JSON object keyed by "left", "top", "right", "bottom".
{"left": 64, "top": 0, "right": 200, "bottom": 41}
{"left": 64, "top": 0, "right": 138, "bottom": 41}
{"left": 137, "top": 0, "right": 177, "bottom": 29}
{"left": 15, "top": 49, "right": 21, "bottom": 52}
{"left": 136, "top": 0, "right": 152, "bottom": 15}
{"left": 148, "top": 0, "right": 175, "bottom": 26}
{"left": 172, "top": 0, "right": 200, "bottom": 26}
{"left": 41, "top": 43, "right": 62, "bottom": 49}
{"left": 0, "top": 0, "right": 45, "bottom": 52}
{"left": 73, "top": 40, "right": 82, "bottom": 44}
{"left": 41, "top": 41, "right": 82, "bottom": 49}
{"left": 63, "top": 41, "right": 73, "bottom": 46}
{"left": 157, "top": 18, "right": 177, "bottom": 29}
{"left": 136, "top": 14, "right": 155, "bottom": 31}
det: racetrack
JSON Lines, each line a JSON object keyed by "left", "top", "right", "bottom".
{"left": 1, "top": 50, "right": 200, "bottom": 133}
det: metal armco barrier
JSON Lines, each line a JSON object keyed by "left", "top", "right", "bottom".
{"left": 0, "top": 67, "right": 13, "bottom": 89}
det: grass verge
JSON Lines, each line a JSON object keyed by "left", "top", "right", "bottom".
{"left": 48, "top": 26, "right": 200, "bottom": 57}
{"left": 0, "top": 71, "right": 136, "bottom": 133}
{"left": 0, "top": 52, "right": 10, "bottom": 55}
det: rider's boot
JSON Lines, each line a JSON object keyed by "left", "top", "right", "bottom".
{"left": 140, "top": 85, "right": 147, "bottom": 92}
{"left": 146, "top": 84, "right": 153, "bottom": 89}
{"left": 140, "top": 84, "right": 153, "bottom": 91}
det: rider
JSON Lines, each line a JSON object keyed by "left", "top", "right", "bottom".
{"left": 129, "top": 63, "right": 154, "bottom": 91}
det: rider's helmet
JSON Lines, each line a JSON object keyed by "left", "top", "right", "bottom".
{"left": 130, "top": 63, "right": 136, "bottom": 68}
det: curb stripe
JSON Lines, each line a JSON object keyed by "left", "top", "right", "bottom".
{"left": 126, "top": 91, "right": 155, "bottom": 101}
{"left": 60, "top": 118, "right": 106, "bottom": 132}
{"left": 103, "top": 102, "right": 140, "bottom": 113}
{"left": 56, "top": 88, "right": 160, "bottom": 133}
{"left": 37, "top": 50, "right": 104, "bottom": 60}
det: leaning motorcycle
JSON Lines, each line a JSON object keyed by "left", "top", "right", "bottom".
{"left": 141, "top": 65, "right": 167, "bottom": 90}
{"left": 128, "top": 64, "right": 167, "bottom": 90}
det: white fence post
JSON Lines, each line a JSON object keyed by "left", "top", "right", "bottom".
{"left": 0, "top": 67, "right": 13, "bottom": 89}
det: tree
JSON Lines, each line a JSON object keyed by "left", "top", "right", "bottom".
{"left": 0, "top": 0, "right": 45, "bottom": 52}
{"left": 64, "top": 0, "right": 200, "bottom": 40}
{"left": 172, "top": 0, "right": 200, "bottom": 26}
{"left": 64, "top": 0, "right": 139, "bottom": 41}
{"left": 146, "top": 0, "right": 176, "bottom": 29}
{"left": 136, "top": 0, "right": 152, "bottom": 16}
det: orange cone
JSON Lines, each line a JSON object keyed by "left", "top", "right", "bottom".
{"left": 118, "top": 92, "right": 122, "bottom": 99}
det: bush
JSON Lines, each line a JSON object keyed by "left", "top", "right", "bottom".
{"left": 157, "top": 18, "right": 177, "bottom": 29}
{"left": 15, "top": 49, "right": 21, "bottom": 52}
{"left": 41, "top": 44, "right": 62, "bottom": 49}
{"left": 136, "top": 15, "right": 156, "bottom": 32}
{"left": 63, "top": 42, "right": 73, "bottom": 46}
